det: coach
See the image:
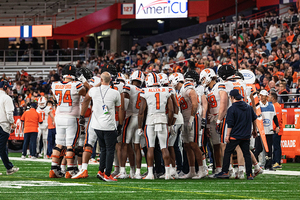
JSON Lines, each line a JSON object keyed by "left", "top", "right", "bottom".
{"left": 80, "top": 72, "right": 121, "bottom": 182}
{"left": 215, "top": 89, "right": 257, "bottom": 180}
{"left": 0, "top": 80, "right": 19, "bottom": 175}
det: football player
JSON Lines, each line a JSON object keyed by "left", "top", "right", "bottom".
{"left": 200, "top": 68, "right": 227, "bottom": 175}
{"left": 117, "top": 70, "right": 145, "bottom": 179}
{"left": 138, "top": 72, "right": 174, "bottom": 180}
{"left": 171, "top": 72, "right": 205, "bottom": 179}
{"left": 36, "top": 96, "right": 54, "bottom": 159}
{"left": 49, "top": 64, "right": 86, "bottom": 179}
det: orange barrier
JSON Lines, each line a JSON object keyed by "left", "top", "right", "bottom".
{"left": 282, "top": 128, "right": 300, "bottom": 159}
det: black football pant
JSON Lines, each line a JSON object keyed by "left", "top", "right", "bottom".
{"left": 95, "top": 130, "right": 117, "bottom": 177}
{"left": 222, "top": 139, "right": 252, "bottom": 176}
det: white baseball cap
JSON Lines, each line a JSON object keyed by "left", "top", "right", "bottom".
{"left": 259, "top": 90, "right": 269, "bottom": 96}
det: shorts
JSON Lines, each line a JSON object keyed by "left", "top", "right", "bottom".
{"left": 168, "top": 124, "right": 181, "bottom": 147}
{"left": 144, "top": 124, "right": 169, "bottom": 150}
{"left": 84, "top": 117, "right": 98, "bottom": 148}
{"left": 55, "top": 116, "right": 80, "bottom": 147}
{"left": 208, "top": 120, "right": 221, "bottom": 145}
{"left": 182, "top": 114, "right": 199, "bottom": 144}
{"left": 122, "top": 116, "right": 140, "bottom": 144}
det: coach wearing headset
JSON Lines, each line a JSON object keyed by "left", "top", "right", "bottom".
{"left": 0, "top": 80, "right": 19, "bottom": 175}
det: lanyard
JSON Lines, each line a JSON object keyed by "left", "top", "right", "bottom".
{"left": 100, "top": 86, "right": 110, "bottom": 104}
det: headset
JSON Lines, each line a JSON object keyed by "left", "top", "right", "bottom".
{"left": 0, "top": 80, "right": 9, "bottom": 91}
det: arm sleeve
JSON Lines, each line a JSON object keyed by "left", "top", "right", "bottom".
{"left": 273, "top": 115, "right": 279, "bottom": 127}
{"left": 5, "top": 97, "right": 15, "bottom": 124}
{"left": 226, "top": 107, "right": 234, "bottom": 128}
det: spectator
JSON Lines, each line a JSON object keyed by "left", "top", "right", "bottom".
{"left": 79, "top": 37, "right": 87, "bottom": 49}
{"left": 278, "top": 82, "right": 289, "bottom": 102}
{"left": 291, "top": 53, "right": 300, "bottom": 71}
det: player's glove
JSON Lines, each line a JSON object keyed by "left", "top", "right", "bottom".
{"left": 200, "top": 118, "right": 206, "bottom": 130}
{"left": 78, "top": 74, "right": 87, "bottom": 83}
{"left": 137, "top": 128, "right": 144, "bottom": 136}
{"left": 216, "top": 119, "right": 222, "bottom": 134}
{"left": 187, "top": 116, "right": 194, "bottom": 133}
{"left": 79, "top": 115, "right": 85, "bottom": 127}
{"left": 168, "top": 126, "right": 176, "bottom": 136}
{"left": 117, "top": 124, "right": 122, "bottom": 136}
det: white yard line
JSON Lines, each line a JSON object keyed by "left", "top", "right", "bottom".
{"left": 6, "top": 157, "right": 300, "bottom": 176}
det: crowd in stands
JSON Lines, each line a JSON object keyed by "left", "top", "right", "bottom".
{"left": 2, "top": 7, "right": 300, "bottom": 114}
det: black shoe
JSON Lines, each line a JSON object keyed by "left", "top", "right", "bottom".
{"left": 247, "top": 174, "right": 254, "bottom": 180}
{"left": 214, "top": 172, "right": 230, "bottom": 179}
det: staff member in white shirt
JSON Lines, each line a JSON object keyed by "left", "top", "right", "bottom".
{"left": 0, "top": 80, "right": 19, "bottom": 175}
{"left": 79, "top": 72, "right": 121, "bottom": 182}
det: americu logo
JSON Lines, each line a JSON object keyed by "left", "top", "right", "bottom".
{"left": 136, "top": 0, "right": 188, "bottom": 19}
{"left": 243, "top": 72, "right": 254, "bottom": 80}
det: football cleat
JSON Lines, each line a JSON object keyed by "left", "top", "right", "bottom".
{"left": 65, "top": 170, "right": 76, "bottom": 179}
{"left": 102, "top": 175, "right": 117, "bottom": 182}
{"left": 114, "top": 172, "right": 129, "bottom": 179}
{"left": 143, "top": 174, "right": 155, "bottom": 180}
{"left": 254, "top": 167, "right": 263, "bottom": 177}
{"left": 170, "top": 168, "right": 179, "bottom": 179}
{"left": 31, "top": 156, "right": 37, "bottom": 159}
{"left": 236, "top": 171, "right": 245, "bottom": 179}
{"left": 21, "top": 155, "right": 26, "bottom": 159}
{"left": 6, "top": 167, "right": 19, "bottom": 175}
{"left": 133, "top": 173, "right": 142, "bottom": 179}
{"left": 97, "top": 171, "right": 105, "bottom": 180}
{"left": 273, "top": 163, "right": 282, "bottom": 169}
{"left": 164, "top": 174, "right": 173, "bottom": 180}
{"left": 72, "top": 169, "right": 88, "bottom": 179}
{"left": 247, "top": 174, "right": 254, "bottom": 180}
{"left": 111, "top": 170, "right": 120, "bottom": 178}
{"left": 179, "top": 172, "right": 196, "bottom": 179}
{"left": 49, "top": 169, "right": 63, "bottom": 178}
{"left": 192, "top": 171, "right": 206, "bottom": 179}
{"left": 159, "top": 174, "right": 165, "bottom": 179}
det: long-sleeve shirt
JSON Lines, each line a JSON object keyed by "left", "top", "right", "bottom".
{"left": 0, "top": 90, "right": 15, "bottom": 134}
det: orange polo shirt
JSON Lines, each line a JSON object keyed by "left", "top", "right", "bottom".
{"left": 21, "top": 108, "right": 43, "bottom": 133}
{"left": 273, "top": 102, "right": 283, "bottom": 136}
{"left": 48, "top": 108, "right": 56, "bottom": 129}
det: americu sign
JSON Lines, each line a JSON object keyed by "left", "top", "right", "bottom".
{"left": 135, "top": 0, "right": 188, "bottom": 19}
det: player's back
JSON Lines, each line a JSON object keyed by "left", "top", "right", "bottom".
{"left": 51, "top": 81, "right": 83, "bottom": 118}
{"left": 36, "top": 106, "right": 52, "bottom": 128}
{"left": 178, "top": 82, "right": 197, "bottom": 122}
{"left": 123, "top": 84, "right": 142, "bottom": 118}
{"left": 114, "top": 81, "right": 125, "bottom": 94}
{"left": 141, "top": 86, "right": 171, "bottom": 125}
{"left": 205, "top": 82, "right": 226, "bottom": 115}
{"left": 225, "top": 79, "right": 247, "bottom": 107}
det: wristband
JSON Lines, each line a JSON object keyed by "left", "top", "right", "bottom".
{"left": 173, "top": 114, "right": 179, "bottom": 119}
{"left": 217, "top": 119, "right": 221, "bottom": 124}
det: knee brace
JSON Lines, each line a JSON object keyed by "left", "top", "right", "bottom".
{"left": 65, "top": 148, "right": 75, "bottom": 159}
{"left": 52, "top": 146, "right": 62, "bottom": 159}
{"left": 75, "top": 147, "right": 83, "bottom": 157}
{"left": 84, "top": 144, "right": 93, "bottom": 154}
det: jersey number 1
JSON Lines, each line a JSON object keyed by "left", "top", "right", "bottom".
{"left": 55, "top": 90, "right": 72, "bottom": 106}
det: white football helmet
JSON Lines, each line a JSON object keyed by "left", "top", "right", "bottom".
{"left": 158, "top": 73, "right": 169, "bottom": 86}
{"left": 38, "top": 97, "right": 47, "bottom": 109}
{"left": 116, "top": 72, "right": 126, "bottom": 83}
{"left": 145, "top": 72, "right": 160, "bottom": 87}
{"left": 130, "top": 70, "right": 145, "bottom": 83}
{"left": 169, "top": 72, "right": 184, "bottom": 88}
{"left": 199, "top": 68, "right": 217, "bottom": 87}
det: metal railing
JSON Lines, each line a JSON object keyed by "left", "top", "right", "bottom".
{"left": 0, "top": 48, "right": 110, "bottom": 66}
{"left": 278, "top": 93, "right": 300, "bottom": 108}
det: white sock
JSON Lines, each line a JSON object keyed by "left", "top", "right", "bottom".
{"left": 51, "top": 162, "right": 58, "bottom": 166}
{"left": 199, "top": 166, "right": 205, "bottom": 173}
{"left": 239, "top": 165, "right": 245, "bottom": 172}
{"left": 189, "top": 166, "right": 196, "bottom": 174}
{"left": 114, "top": 166, "right": 119, "bottom": 172}
{"left": 148, "top": 166, "right": 153, "bottom": 175}
{"left": 229, "top": 164, "right": 233, "bottom": 171}
{"left": 130, "top": 166, "right": 135, "bottom": 174}
{"left": 136, "top": 168, "right": 141, "bottom": 174}
{"left": 78, "top": 164, "right": 82, "bottom": 171}
{"left": 165, "top": 165, "right": 170, "bottom": 176}
{"left": 67, "top": 164, "right": 73, "bottom": 169}
{"left": 120, "top": 167, "right": 126, "bottom": 174}
{"left": 82, "top": 163, "right": 88, "bottom": 170}
{"left": 254, "top": 163, "right": 260, "bottom": 170}
{"left": 61, "top": 165, "right": 66, "bottom": 171}
{"left": 202, "top": 158, "right": 207, "bottom": 167}
{"left": 113, "top": 151, "right": 119, "bottom": 166}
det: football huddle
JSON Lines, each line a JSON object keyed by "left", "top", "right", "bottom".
{"left": 41, "top": 64, "right": 264, "bottom": 181}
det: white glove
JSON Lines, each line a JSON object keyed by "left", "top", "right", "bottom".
{"left": 187, "top": 116, "right": 194, "bottom": 133}
{"left": 137, "top": 128, "right": 144, "bottom": 136}
{"left": 168, "top": 126, "right": 176, "bottom": 136}
{"left": 78, "top": 74, "right": 87, "bottom": 83}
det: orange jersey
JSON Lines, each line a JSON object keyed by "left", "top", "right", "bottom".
{"left": 48, "top": 108, "right": 56, "bottom": 129}
{"left": 273, "top": 102, "right": 283, "bottom": 135}
{"left": 21, "top": 108, "right": 43, "bottom": 133}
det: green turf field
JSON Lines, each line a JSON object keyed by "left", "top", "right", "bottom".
{"left": 1, "top": 153, "right": 300, "bottom": 200}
